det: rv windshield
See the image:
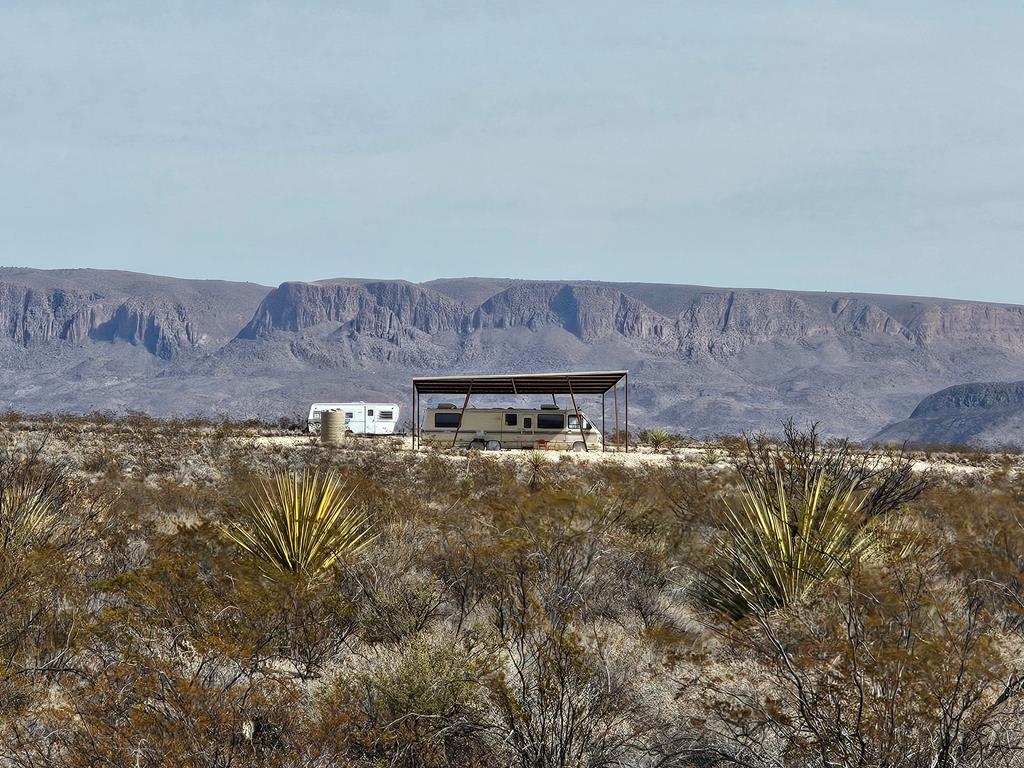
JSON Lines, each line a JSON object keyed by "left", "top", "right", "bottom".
{"left": 568, "top": 415, "right": 592, "bottom": 431}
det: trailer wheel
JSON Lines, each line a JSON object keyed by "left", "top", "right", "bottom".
{"left": 486, "top": 440, "right": 501, "bottom": 451}
{"left": 572, "top": 441, "right": 586, "bottom": 452}
{"left": 468, "top": 440, "right": 485, "bottom": 450}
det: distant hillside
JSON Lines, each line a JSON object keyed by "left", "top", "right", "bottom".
{"left": 2, "top": 267, "right": 1024, "bottom": 438}
{"left": 872, "top": 382, "right": 1024, "bottom": 447}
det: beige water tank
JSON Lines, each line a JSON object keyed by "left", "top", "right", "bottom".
{"left": 320, "top": 409, "right": 347, "bottom": 445}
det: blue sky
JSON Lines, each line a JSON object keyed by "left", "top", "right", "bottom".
{"left": 2, "top": 2, "right": 1023, "bottom": 302}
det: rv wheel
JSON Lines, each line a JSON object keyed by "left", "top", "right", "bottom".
{"left": 572, "top": 442, "right": 586, "bottom": 452}
{"left": 468, "top": 440, "right": 486, "bottom": 450}
{"left": 486, "top": 440, "right": 501, "bottom": 451}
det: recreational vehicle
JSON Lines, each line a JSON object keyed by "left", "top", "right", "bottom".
{"left": 419, "top": 404, "right": 600, "bottom": 451}
{"left": 307, "top": 402, "right": 400, "bottom": 435}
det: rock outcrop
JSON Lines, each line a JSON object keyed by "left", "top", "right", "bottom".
{"left": 911, "top": 381, "right": 1024, "bottom": 417}
{"left": 873, "top": 381, "right": 1024, "bottom": 447}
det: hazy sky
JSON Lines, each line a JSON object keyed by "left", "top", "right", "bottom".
{"left": 2, "top": 2, "right": 1023, "bottom": 302}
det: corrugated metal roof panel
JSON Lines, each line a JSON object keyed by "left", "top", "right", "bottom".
{"left": 412, "top": 370, "right": 626, "bottom": 395}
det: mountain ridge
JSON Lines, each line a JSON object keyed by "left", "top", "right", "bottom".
{"left": 1, "top": 267, "right": 1023, "bottom": 441}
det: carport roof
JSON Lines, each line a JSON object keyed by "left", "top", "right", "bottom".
{"left": 412, "top": 370, "right": 627, "bottom": 395}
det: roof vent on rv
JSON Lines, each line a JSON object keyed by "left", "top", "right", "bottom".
{"left": 437, "top": 403, "right": 458, "bottom": 409}
{"left": 539, "top": 404, "right": 561, "bottom": 410}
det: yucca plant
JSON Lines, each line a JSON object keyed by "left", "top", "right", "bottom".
{"left": 645, "top": 428, "right": 673, "bottom": 452}
{"left": 0, "top": 482, "right": 53, "bottom": 550}
{"left": 700, "top": 468, "right": 875, "bottom": 618}
{"left": 526, "top": 450, "right": 548, "bottom": 491}
{"left": 226, "top": 469, "right": 375, "bottom": 579}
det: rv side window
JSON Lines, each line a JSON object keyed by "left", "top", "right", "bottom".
{"left": 345, "top": 412, "right": 353, "bottom": 419}
{"left": 367, "top": 409, "right": 374, "bottom": 416}
{"left": 379, "top": 410, "right": 393, "bottom": 420}
{"left": 505, "top": 413, "right": 518, "bottom": 426}
{"left": 523, "top": 417, "right": 532, "bottom": 428}
{"left": 537, "top": 413, "right": 564, "bottom": 430}
{"left": 435, "top": 412, "right": 461, "bottom": 428}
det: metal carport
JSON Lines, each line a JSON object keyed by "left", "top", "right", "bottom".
{"left": 411, "top": 370, "right": 629, "bottom": 452}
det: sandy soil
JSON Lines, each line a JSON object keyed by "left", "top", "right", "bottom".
{"left": 247, "top": 434, "right": 1015, "bottom": 477}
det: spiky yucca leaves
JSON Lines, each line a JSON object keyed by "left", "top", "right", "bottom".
{"left": 644, "top": 428, "right": 673, "bottom": 451}
{"left": 227, "top": 469, "right": 375, "bottom": 579}
{"left": 525, "top": 450, "right": 548, "bottom": 491}
{"left": 701, "top": 469, "right": 875, "bottom": 618}
{"left": 0, "top": 483, "right": 54, "bottom": 550}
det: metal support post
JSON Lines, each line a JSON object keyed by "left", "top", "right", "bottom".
{"left": 450, "top": 381, "right": 474, "bottom": 449}
{"left": 567, "top": 379, "right": 587, "bottom": 452}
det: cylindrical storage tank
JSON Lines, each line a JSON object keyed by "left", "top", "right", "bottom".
{"left": 320, "top": 409, "right": 347, "bottom": 445}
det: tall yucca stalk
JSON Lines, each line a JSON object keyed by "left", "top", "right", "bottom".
{"left": 226, "top": 469, "right": 375, "bottom": 579}
{"left": 702, "top": 469, "right": 874, "bottom": 618}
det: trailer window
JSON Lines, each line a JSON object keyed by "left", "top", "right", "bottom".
{"left": 379, "top": 410, "right": 393, "bottom": 420}
{"left": 435, "top": 412, "right": 461, "bottom": 428}
{"left": 367, "top": 409, "right": 374, "bottom": 416}
{"left": 505, "top": 413, "right": 518, "bottom": 426}
{"left": 345, "top": 412, "right": 353, "bottom": 419}
{"left": 523, "top": 417, "right": 532, "bottom": 428}
{"left": 537, "top": 413, "right": 564, "bottom": 430}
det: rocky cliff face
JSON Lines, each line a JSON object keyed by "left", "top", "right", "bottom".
{"left": 0, "top": 269, "right": 268, "bottom": 360}
{"left": 469, "top": 283, "right": 674, "bottom": 345}
{"left": 239, "top": 280, "right": 463, "bottom": 341}
{"left": 89, "top": 299, "right": 199, "bottom": 359}
{"left": 0, "top": 283, "right": 98, "bottom": 346}
{"left": 240, "top": 278, "right": 1024, "bottom": 362}
{"left": 905, "top": 303, "right": 1024, "bottom": 349}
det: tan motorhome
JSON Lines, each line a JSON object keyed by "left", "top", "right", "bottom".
{"left": 420, "top": 404, "right": 600, "bottom": 451}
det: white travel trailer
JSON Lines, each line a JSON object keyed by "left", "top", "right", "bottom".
{"left": 307, "top": 402, "right": 401, "bottom": 435}
{"left": 419, "top": 404, "right": 600, "bottom": 451}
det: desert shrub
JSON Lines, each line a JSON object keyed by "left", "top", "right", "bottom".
{"left": 38, "top": 651, "right": 306, "bottom": 768}
{"left": 312, "top": 631, "right": 497, "bottom": 767}
{"left": 655, "top": 460, "right": 731, "bottom": 531}
{"left": 703, "top": 544, "right": 1024, "bottom": 768}
{"left": 489, "top": 553, "right": 657, "bottom": 768}
{"left": 0, "top": 432, "right": 109, "bottom": 673}
{"left": 7, "top": 412, "right": 1024, "bottom": 766}
{"left": 741, "top": 419, "right": 926, "bottom": 519}
{"left": 481, "top": 498, "right": 670, "bottom": 768}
